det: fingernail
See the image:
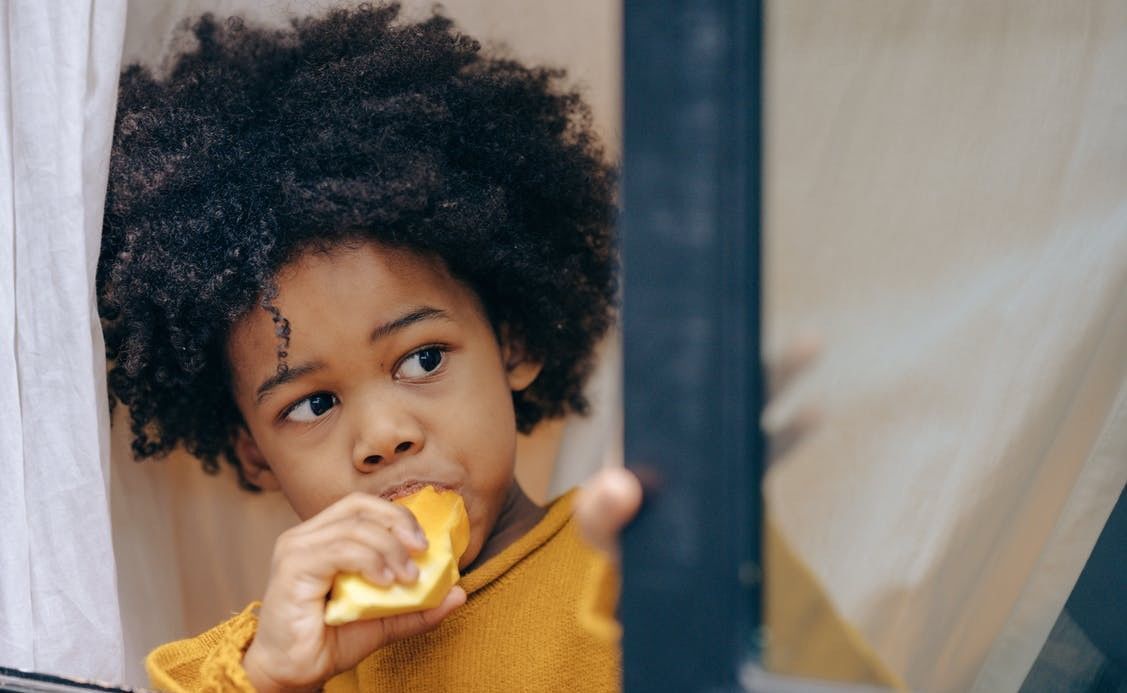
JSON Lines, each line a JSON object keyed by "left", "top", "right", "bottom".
{"left": 381, "top": 568, "right": 395, "bottom": 584}
{"left": 414, "top": 528, "right": 428, "bottom": 547}
{"left": 405, "top": 560, "right": 419, "bottom": 581}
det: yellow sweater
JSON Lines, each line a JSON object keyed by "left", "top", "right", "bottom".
{"left": 146, "top": 490, "right": 620, "bottom": 692}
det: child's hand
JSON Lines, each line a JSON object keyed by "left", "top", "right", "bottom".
{"left": 242, "top": 493, "right": 466, "bottom": 693}
{"left": 575, "top": 332, "right": 823, "bottom": 564}
{"left": 761, "top": 331, "right": 822, "bottom": 462}
{"left": 576, "top": 467, "right": 644, "bottom": 564}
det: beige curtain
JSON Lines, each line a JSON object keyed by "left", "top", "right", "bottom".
{"left": 765, "top": 3, "right": 1127, "bottom": 690}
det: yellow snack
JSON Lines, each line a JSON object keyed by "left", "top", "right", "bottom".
{"left": 324, "top": 486, "right": 470, "bottom": 625}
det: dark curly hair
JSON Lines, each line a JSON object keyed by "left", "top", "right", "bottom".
{"left": 98, "top": 3, "right": 617, "bottom": 490}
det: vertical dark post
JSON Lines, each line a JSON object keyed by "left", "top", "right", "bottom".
{"left": 620, "top": 0, "right": 764, "bottom": 691}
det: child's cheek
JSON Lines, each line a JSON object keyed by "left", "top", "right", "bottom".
{"left": 458, "top": 505, "right": 488, "bottom": 569}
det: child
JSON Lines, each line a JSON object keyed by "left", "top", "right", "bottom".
{"left": 98, "top": 5, "right": 632, "bottom": 691}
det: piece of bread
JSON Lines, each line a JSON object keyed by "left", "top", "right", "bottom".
{"left": 324, "top": 487, "right": 470, "bottom": 625}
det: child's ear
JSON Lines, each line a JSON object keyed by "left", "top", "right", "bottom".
{"left": 500, "top": 328, "right": 542, "bottom": 392}
{"left": 234, "top": 426, "right": 281, "bottom": 492}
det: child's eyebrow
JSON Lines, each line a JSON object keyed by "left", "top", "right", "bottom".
{"left": 253, "top": 307, "right": 450, "bottom": 405}
{"left": 368, "top": 306, "right": 449, "bottom": 343}
{"left": 255, "top": 362, "right": 324, "bottom": 405}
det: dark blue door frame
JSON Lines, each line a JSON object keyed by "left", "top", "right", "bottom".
{"left": 621, "top": 1, "right": 765, "bottom": 690}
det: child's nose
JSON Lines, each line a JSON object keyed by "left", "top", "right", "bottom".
{"left": 351, "top": 405, "right": 424, "bottom": 471}
{"left": 359, "top": 439, "right": 417, "bottom": 468}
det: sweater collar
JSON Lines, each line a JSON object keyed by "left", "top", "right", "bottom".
{"left": 459, "top": 489, "right": 576, "bottom": 595}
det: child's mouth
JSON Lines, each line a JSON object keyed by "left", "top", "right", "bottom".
{"left": 379, "top": 480, "right": 456, "bottom": 501}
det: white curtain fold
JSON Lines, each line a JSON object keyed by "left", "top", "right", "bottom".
{"left": 0, "top": 0, "right": 127, "bottom": 682}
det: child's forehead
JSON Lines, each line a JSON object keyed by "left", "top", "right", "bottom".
{"left": 265, "top": 241, "right": 473, "bottom": 325}
{"left": 225, "top": 238, "right": 491, "bottom": 377}
{"left": 262, "top": 240, "right": 452, "bottom": 310}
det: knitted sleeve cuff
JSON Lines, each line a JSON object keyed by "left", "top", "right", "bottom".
{"left": 146, "top": 601, "right": 261, "bottom": 693}
{"left": 196, "top": 602, "right": 260, "bottom": 692}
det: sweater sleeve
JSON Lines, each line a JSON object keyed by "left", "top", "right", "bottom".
{"left": 578, "top": 551, "right": 622, "bottom": 644}
{"left": 145, "top": 602, "right": 261, "bottom": 693}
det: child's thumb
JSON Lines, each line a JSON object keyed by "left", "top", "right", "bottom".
{"left": 576, "top": 467, "right": 643, "bottom": 562}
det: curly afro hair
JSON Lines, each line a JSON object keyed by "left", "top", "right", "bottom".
{"left": 98, "top": 3, "right": 618, "bottom": 490}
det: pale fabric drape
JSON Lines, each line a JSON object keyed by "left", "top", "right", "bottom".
{"left": 0, "top": 0, "right": 127, "bottom": 682}
{"left": 765, "top": 3, "right": 1127, "bottom": 691}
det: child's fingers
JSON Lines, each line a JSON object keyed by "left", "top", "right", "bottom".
{"left": 765, "top": 330, "right": 822, "bottom": 396}
{"left": 271, "top": 524, "right": 419, "bottom": 597}
{"left": 766, "top": 404, "right": 821, "bottom": 465}
{"left": 762, "top": 331, "right": 823, "bottom": 466}
{"left": 324, "top": 521, "right": 421, "bottom": 584}
{"left": 325, "top": 537, "right": 417, "bottom": 587}
{"left": 575, "top": 467, "right": 643, "bottom": 562}
{"left": 299, "top": 492, "right": 428, "bottom": 551}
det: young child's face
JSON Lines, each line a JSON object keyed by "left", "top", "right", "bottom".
{"left": 226, "top": 239, "right": 540, "bottom": 568}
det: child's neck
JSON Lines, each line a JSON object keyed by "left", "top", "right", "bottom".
{"left": 466, "top": 482, "right": 546, "bottom": 572}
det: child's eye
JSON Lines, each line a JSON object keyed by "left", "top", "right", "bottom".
{"left": 284, "top": 392, "right": 338, "bottom": 423}
{"left": 396, "top": 346, "right": 445, "bottom": 380}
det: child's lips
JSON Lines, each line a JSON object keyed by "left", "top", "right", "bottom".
{"left": 378, "top": 480, "right": 456, "bottom": 501}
